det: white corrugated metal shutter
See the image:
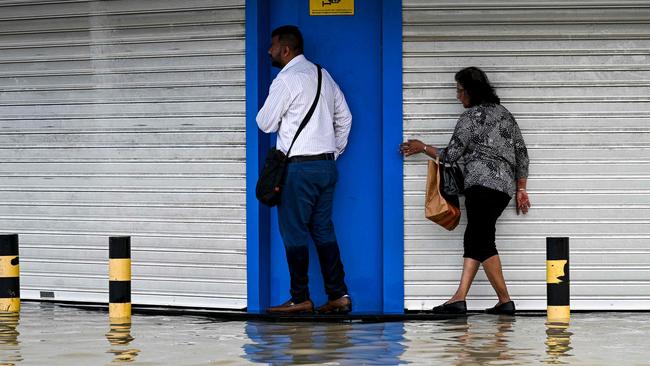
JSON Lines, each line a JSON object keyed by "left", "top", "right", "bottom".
{"left": 0, "top": 0, "right": 246, "bottom": 308}
{"left": 403, "top": 0, "right": 650, "bottom": 310}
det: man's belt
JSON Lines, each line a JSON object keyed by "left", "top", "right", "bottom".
{"left": 288, "top": 153, "right": 335, "bottom": 163}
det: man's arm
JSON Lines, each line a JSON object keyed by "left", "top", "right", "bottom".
{"left": 333, "top": 83, "right": 352, "bottom": 158}
{"left": 256, "top": 78, "right": 292, "bottom": 133}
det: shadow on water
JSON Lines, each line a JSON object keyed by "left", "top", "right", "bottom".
{"left": 544, "top": 321, "right": 572, "bottom": 365}
{"left": 105, "top": 322, "right": 140, "bottom": 364}
{"left": 243, "top": 321, "right": 407, "bottom": 365}
{"left": 0, "top": 312, "right": 21, "bottom": 366}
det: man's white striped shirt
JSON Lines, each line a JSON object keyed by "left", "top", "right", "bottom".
{"left": 256, "top": 55, "right": 352, "bottom": 158}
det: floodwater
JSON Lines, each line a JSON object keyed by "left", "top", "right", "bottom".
{"left": 0, "top": 302, "right": 647, "bottom": 365}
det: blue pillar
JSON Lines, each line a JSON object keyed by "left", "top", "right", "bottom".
{"left": 381, "top": 0, "right": 404, "bottom": 314}
{"left": 246, "top": 0, "right": 403, "bottom": 314}
{"left": 245, "top": 0, "right": 271, "bottom": 313}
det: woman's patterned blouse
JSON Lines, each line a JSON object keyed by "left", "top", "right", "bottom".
{"left": 438, "top": 103, "right": 529, "bottom": 197}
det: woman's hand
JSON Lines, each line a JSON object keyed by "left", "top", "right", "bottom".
{"left": 400, "top": 139, "right": 427, "bottom": 157}
{"left": 516, "top": 190, "right": 531, "bottom": 215}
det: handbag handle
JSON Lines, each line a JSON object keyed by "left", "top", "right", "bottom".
{"left": 286, "top": 64, "right": 322, "bottom": 157}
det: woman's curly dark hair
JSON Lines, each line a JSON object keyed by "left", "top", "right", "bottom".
{"left": 455, "top": 67, "right": 500, "bottom": 107}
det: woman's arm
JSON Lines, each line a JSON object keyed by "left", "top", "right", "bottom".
{"left": 400, "top": 113, "right": 472, "bottom": 160}
{"left": 513, "top": 117, "right": 531, "bottom": 215}
{"left": 512, "top": 119, "right": 529, "bottom": 180}
{"left": 400, "top": 139, "right": 438, "bottom": 157}
{"left": 516, "top": 178, "right": 531, "bottom": 215}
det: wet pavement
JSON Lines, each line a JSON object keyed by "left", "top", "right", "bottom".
{"left": 0, "top": 302, "right": 647, "bottom": 365}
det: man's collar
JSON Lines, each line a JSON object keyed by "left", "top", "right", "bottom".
{"left": 279, "top": 54, "right": 306, "bottom": 73}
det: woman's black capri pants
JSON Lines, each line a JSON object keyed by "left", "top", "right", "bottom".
{"left": 463, "top": 185, "right": 511, "bottom": 262}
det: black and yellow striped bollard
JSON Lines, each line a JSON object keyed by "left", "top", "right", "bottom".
{"left": 547, "top": 237, "right": 570, "bottom": 322}
{"left": 109, "top": 236, "right": 131, "bottom": 322}
{"left": 0, "top": 234, "right": 19, "bottom": 313}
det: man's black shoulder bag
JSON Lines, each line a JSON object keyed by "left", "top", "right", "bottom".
{"left": 256, "top": 64, "right": 322, "bottom": 207}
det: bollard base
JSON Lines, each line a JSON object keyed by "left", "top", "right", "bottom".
{"left": 109, "top": 317, "right": 132, "bottom": 326}
{"left": 0, "top": 298, "right": 19, "bottom": 313}
{"left": 109, "top": 303, "right": 131, "bottom": 321}
{"left": 547, "top": 305, "right": 570, "bottom": 323}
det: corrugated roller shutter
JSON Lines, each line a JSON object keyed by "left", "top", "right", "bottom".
{"left": 0, "top": 0, "right": 246, "bottom": 308}
{"left": 403, "top": 1, "right": 650, "bottom": 310}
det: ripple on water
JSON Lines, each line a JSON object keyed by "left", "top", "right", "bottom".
{"left": 1, "top": 303, "right": 650, "bottom": 365}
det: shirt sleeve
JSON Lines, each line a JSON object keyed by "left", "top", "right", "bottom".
{"left": 512, "top": 119, "right": 529, "bottom": 179}
{"left": 256, "top": 78, "right": 292, "bottom": 133}
{"left": 332, "top": 82, "right": 352, "bottom": 158}
{"left": 438, "top": 112, "right": 472, "bottom": 163}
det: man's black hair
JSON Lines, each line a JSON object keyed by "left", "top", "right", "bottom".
{"left": 271, "top": 25, "right": 304, "bottom": 54}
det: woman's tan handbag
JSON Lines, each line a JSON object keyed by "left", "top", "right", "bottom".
{"left": 425, "top": 158, "right": 461, "bottom": 230}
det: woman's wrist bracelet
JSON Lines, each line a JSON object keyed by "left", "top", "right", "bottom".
{"left": 518, "top": 188, "right": 526, "bottom": 191}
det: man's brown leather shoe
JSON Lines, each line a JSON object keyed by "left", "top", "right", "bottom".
{"left": 316, "top": 295, "right": 352, "bottom": 314}
{"left": 266, "top": 299, "right": 314, "bottom": 314}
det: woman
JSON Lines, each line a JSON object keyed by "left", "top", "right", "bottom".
{"left": 400, "top": 67, "right": 531, "bottom": 315}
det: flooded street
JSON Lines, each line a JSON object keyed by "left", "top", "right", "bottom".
{"left": 0, "top": 302, "right": 647, "bottom": 365}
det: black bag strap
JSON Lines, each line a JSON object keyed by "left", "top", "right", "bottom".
{"left": 286, "top": 64, "right": 322, "bottom": 157}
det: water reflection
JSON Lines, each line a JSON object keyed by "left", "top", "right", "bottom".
{"left": 105, "top": 322, "right": 140, "bottom": 364}
{"left": 445, "top": 316, "right": 518, "bottom": 365}
{"left": 243, "top": 321, "right": 406, "bottom": 365}
{"left": 544, "top": 321, "right": 572, "bottom": 364}
{"left": 0, "top": 312, "right": 21, "bottom": 366}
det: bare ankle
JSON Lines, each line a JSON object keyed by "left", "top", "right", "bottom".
{"left": 447, "top": 296, "right": 465, "bottom": 304}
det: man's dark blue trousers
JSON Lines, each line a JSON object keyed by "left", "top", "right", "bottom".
{"left": 278, "top": 159, "right": 348, "bottom": 304}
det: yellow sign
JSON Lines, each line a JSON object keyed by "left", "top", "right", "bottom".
{"left": 310, "top": 0, "right": 354, "bottom": 16}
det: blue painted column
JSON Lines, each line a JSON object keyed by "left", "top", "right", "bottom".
{"left": 381, "top": 0, "right": 404, "bottom": 314}
{"left": 245, "top": 0, "right": 271, "bottom": 313}
{"left": 246, "top": 0, "right": 403, "bottom": 314}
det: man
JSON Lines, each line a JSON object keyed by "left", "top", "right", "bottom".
{"left": 256, "top": 25, "right": 353, "bottom": 314}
